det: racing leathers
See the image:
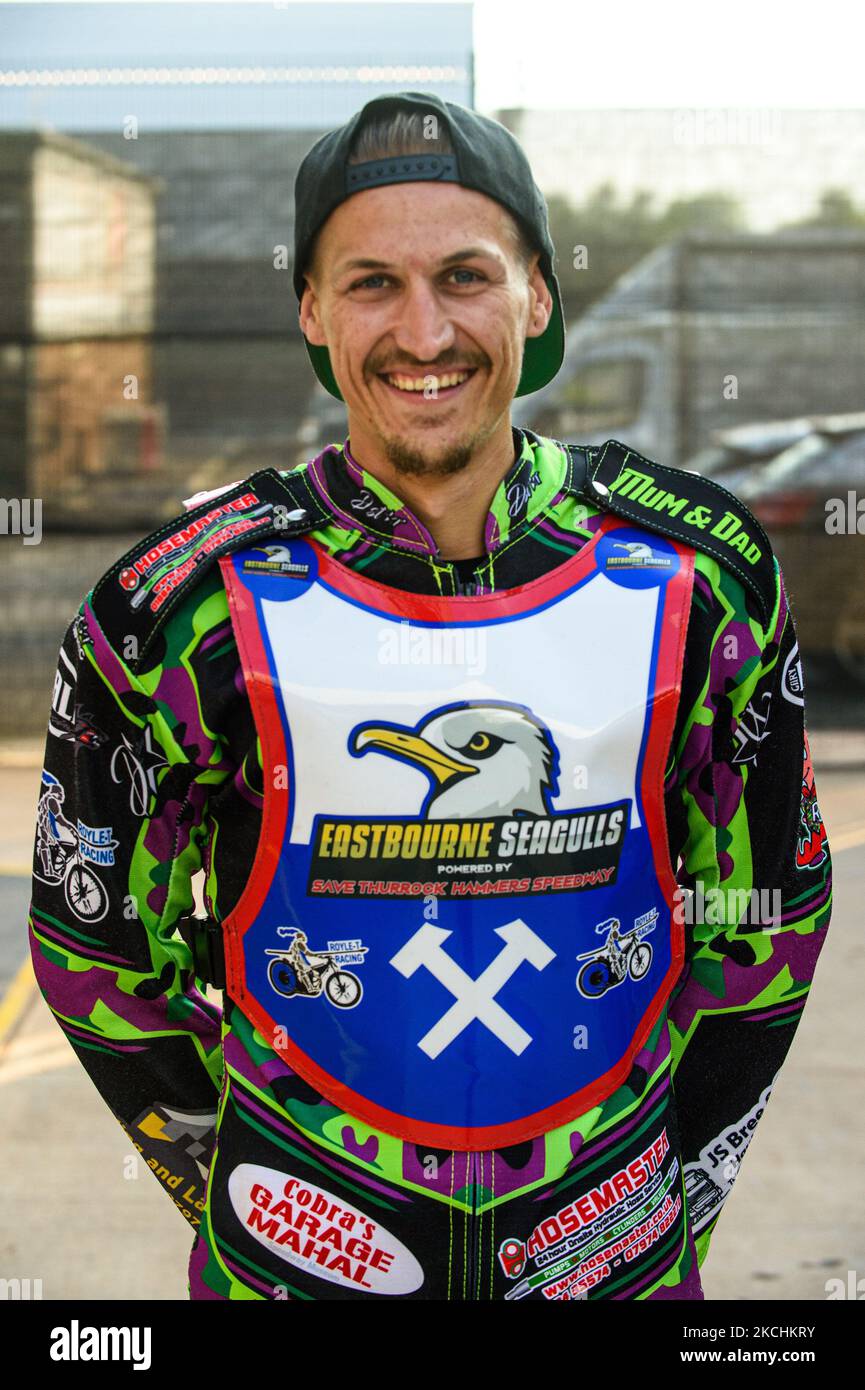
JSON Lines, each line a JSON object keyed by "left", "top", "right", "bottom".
{"left": 26, "top": 429, "right": 833, "bottom": 1300}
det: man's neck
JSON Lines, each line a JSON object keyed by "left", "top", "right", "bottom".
{"left": 345, "top": 420, "right": 519, "bottom": 561}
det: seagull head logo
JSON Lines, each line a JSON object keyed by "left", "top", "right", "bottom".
{"left": 259, "top": 544, "right": 294, "bottom": 563}
{"left": 349, "top": 701, "right": 560, "bottom": 819}
{"left": 613, "top": 541, "right": 654, "bottom": 560}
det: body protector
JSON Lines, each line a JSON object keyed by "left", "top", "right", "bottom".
{"left": 217, "top": 511, "right": 696, "bottom": 1151}
{"left": 88, "top": 437, "right": 777, "bottom": 1151}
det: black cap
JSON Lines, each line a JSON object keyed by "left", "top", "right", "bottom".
{"left": 293, "top": 90, "right": 565, "bottom": 400}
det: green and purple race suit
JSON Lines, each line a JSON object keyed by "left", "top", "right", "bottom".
{"left": 27, "top": 430, "right": 832, "bottom": 1300}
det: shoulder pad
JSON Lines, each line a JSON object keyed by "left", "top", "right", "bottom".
{"left": 88, "top": 466, "right": 330, "bottom": 673}
{"left": 568, "top": 439, "right": 777, "bottom": 628}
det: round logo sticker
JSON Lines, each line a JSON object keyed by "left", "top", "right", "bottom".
{"left": 596, "top": 529, "right": 679, "bottom": 589}
{"left": 236, "top": 538, "right": 318, "bottom": 602}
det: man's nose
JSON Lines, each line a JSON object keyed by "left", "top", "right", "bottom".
{"left": 389, "top": 279, "right": 456, "bottom": 363}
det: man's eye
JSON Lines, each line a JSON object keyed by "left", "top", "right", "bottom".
{"left": 350, "top": 269, "right": 483, "bottom": 290}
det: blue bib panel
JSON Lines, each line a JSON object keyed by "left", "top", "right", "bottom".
{"left": 218, "top": 514, "right": 694, "bottom": 1149}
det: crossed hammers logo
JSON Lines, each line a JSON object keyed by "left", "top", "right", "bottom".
{"left": 390, "top": 919, "right": 555, "bottom": 1059}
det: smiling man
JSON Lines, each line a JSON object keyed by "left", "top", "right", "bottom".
{"left": 296, "top": 99, "right": 560, "bottom": 563}
{"left": 27, "top": 92, "right": 832, "bottom": 1303}
{"left": 298, "top": 175, "right": 549, "bottom": 560}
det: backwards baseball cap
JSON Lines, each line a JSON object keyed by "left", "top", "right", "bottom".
{"left": 293, "top": 90, "right": 566, "bottom": 400}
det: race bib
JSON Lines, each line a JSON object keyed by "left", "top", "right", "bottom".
{"left": 218, "top": 516, "right": 693, "bottom": 1148}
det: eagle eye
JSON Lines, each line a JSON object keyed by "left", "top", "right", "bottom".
{"left": 450, "top": 730, "right": 510, "bottom": 761}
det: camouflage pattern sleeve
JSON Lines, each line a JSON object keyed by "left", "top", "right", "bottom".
{"left": 26, "top": 599, "right": 227, "bottom": 1233}
{"left": 664, "top": 555, "right": 833, "bottom": 1267}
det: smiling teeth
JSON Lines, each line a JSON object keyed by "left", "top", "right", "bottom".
{"left": 386, "top": 371, "right": 471, "bottom": 392}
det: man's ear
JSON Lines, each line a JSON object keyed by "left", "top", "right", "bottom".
{"left": 525, "top": 256, "right": 553, "bottom": 340}
{"left": 298, "top": 278, "right": 327, "bottom": 347}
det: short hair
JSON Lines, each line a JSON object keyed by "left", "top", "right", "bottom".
{"left": 305, "top": 107, "right": 539, "bottom": 285}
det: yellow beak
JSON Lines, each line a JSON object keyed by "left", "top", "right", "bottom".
{"left": 352, "top": 727, "right": 478, "bottom": 785}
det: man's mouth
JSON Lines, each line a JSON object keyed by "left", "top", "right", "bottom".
{"left": 377, "top": 368, "right": 478, "bottom": 400}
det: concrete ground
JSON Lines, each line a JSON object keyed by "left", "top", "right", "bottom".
{"left": 1, "top": 733, "right": 862, "bottom": 1301}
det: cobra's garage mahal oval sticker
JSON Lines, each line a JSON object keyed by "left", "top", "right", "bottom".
{"left": 228, "top": 1163, "right": 424, "bottom": 1295}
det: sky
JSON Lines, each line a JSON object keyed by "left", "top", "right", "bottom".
{"left": 1, "top": 0, "right": 862, "bottom": 114}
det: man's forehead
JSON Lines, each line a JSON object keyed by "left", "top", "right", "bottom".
{"left": 319, "top": 180, "right": 513, "bottom": 264}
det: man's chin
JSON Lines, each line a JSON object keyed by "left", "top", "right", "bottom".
{"left": 382, "top": 433, "right": 478, "bottom": 479}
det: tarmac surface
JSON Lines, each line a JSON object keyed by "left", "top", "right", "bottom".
{"left": 1, "top": 732, "right": 862, "bottom": 1302}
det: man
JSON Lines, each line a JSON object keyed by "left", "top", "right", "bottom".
{"left": 27, "top": 92, "right": 832, "bottom": 1301}
{"left": 284, "top": 930, "right": 327, "bottom": 997}
{"left": 34, "top": 773, "right": 77, "bottom": 881}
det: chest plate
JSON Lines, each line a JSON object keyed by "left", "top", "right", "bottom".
{"left": 218, "top": 515, "right": 694, "bottom": 1149}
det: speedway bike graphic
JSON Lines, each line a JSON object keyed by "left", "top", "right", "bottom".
{"left": 575, "top": 913, "right": 657, "bottom": 999}
{"left": 35, "top": 818, "right": 110, "bottom": 923}
{"left": 34, "top": 776, "right": 111, "bottom": 922}
{"left": 56, "top": 840, "right": 109, "bottom": 923}
{"left": 265, "top": 929, "right": 367, "bottom": 1009}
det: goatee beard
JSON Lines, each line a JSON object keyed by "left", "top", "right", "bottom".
{"left": 383, "top": 437, "right": 475, "bottom": 478}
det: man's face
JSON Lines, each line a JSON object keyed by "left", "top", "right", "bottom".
{"left": 298, "top": 181, "right": 552, "bottom": 478}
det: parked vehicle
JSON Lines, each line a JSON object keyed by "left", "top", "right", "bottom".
{"left": 512, "top": 229, "right": 865, "bottom": 470}
{"left": 665, "top": 414, "right": 865, "bottom": 680}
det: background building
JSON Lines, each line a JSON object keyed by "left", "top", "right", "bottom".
{"left": 0, "top": 1, "right": 474, "bottom": 527}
